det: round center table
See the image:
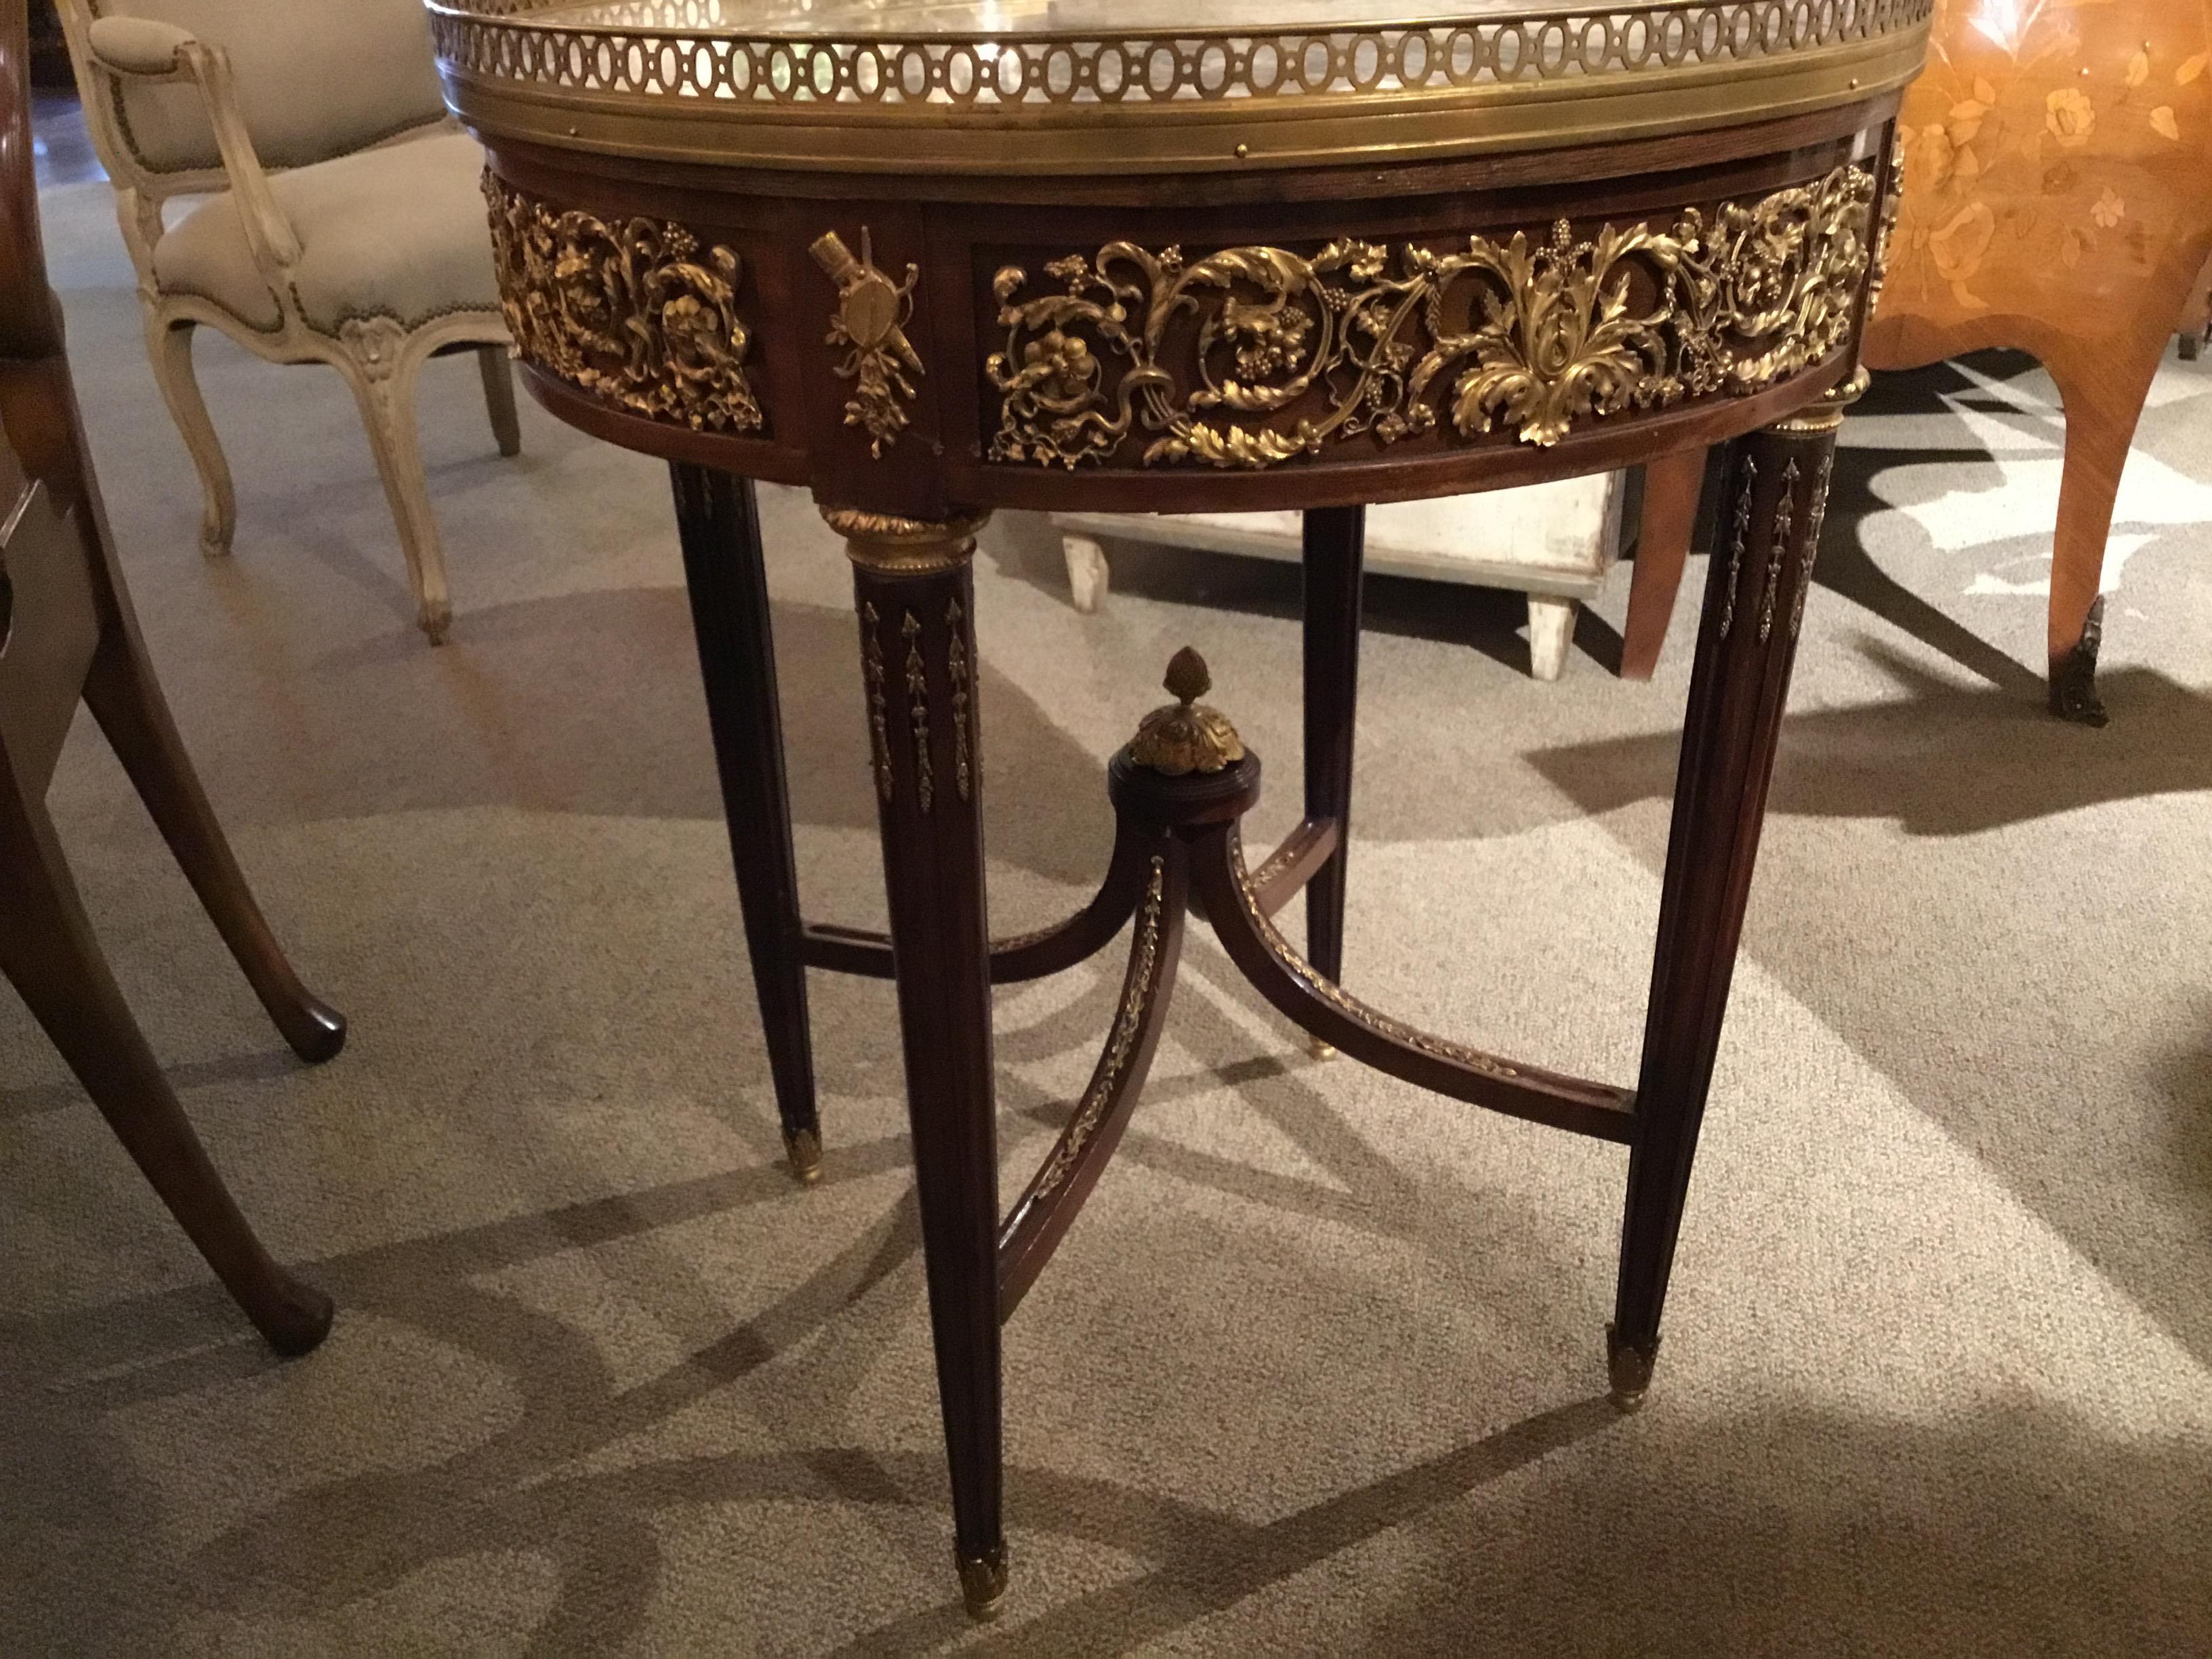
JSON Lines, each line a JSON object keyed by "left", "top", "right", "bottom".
{"left": 430, "top": 0, "right": 1930, "bottom": 1619}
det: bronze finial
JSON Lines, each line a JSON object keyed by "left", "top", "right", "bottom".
{"left": 1129, "top": 647, "right": 1246, "bottom": 776}
{"left": 1162, "top": 644, "right": 1210, "bottom": 703}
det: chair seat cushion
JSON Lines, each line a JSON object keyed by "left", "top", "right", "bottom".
{"left": 154, "top": 131, "right": 500, "bottom": 335}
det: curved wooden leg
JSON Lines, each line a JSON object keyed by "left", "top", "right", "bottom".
{"left": 671, "top": 466, "right": 820, "bottom": 1182}
{"left": 0, "top": 783, "right": 331, "bottom": 1355}
{"left": 998, "top": 820, "right": 1185, "bottom": 1315}
{"left": 337, "top": 321, "right": 453, "bottom": 645}
{"left": 2043, "top": 344, "right": 2160, "bottom": 728}
{"left": 829, "top": 507, "right": 1004, "bottom": 1621}
{"left": 1610, "top": 376, "right": 1857, "bottom": 1411}
{"left": 1620, "top": 447, "right": 1706, "bottom": 680}
{"left": 1301, "top": 506, "right": 1363, "bottom": 1016}
{"left": 142, "top": 315, "right": 237, "bottom": 559}
{"left": 478, "top": 345, "right": 522, "bottom": 458}
{"left": 81, "top": 630, "right": 346, "bottom": 1064}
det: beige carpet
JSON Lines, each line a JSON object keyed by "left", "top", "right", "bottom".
{"left": 4, "top": 173, "right": 2211, "bottom": 1658}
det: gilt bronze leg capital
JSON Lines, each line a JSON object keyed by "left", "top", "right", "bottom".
{"left": 823, "top": 506, "right": 990, "bottom": 575}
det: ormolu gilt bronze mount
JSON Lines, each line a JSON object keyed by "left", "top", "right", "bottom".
{"left": 434, "top": 0, "right": 1930, "bottom": 1621}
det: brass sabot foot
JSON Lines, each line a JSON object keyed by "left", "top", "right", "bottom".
{"left": 1129, "top": 647, "right": 1245, "bottom": 776}
{"left": 1308, "top": 1036, "right": 1339, "bottom": 1061}
{"left": 783, "top": 1127, "right": 823, "bottom": 1186}
{"left": 1605, "top": 1324, "right": 1658, "bottom": 1414}
{"left": 958, "top": 1544, "right": 1008, "bottom": 1622}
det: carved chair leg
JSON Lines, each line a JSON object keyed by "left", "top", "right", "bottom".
{"left": 1610, "top": 374, "right": 1860, "bottom": 1412}
{"left": 0, "top": 781, "right": 331, "bottom": 1355}
{"left": 81, "top": 630, "right": 345, "bottom": 1063}
{"left": 142, "top": 316, "right": 237, "bottom": 558}
{"left": 1301, "top": 506, "right": 1363, "bottom": 1006}
{"left": 828, "top": 508, "right": 1005, "bottom": 1621}
{"left": 1525, "top": 594, "right": 1576, "bottom": 682}
{"left": 478, "top": 344, "right": 522, "bottom": 458}
{"left": 1621, "top": 446, "right": 1706, "bottom": 680}
{"left": 337, "top": 327, "right": 453, "bottom": 645}
{"left": 672, "top": 466, "right": 820, "bottom": 1181}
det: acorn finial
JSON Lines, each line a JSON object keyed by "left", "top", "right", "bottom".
{"left": 1163, "top": 646, "right": 1211, "bottom": 705}
{"left": 1129, "top": 647, "right": 1244, "bottom": 776}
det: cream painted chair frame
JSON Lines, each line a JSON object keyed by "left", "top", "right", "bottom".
{"left": 56, "top": 5, "right": 516, "bottom": 642}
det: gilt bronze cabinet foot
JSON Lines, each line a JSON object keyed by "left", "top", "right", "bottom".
{"left": 2048, "top": 595, "right": 2109, "bottom": 729}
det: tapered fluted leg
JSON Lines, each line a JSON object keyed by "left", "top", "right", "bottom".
{"left": 1610, "top": 374, "right": 1860, "bottom": 1410}
{"left": 81, "top": 633, "right": 346, "bottom": 1065}
{"left": 1301, "top": 506, "right": 1364, "bottom": 1001}
{"left": 827, "top": 507, "right": 1005, "bottom": 1619}
{"left": 0, "top": 783, "right": 331, "bottom": 1355}
{"left": 672, "top": 466, "right": 822, "bottom": 1182}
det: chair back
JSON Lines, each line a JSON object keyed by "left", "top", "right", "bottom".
{"left": 58, "top": 0, "right": 445, "bottom": 191}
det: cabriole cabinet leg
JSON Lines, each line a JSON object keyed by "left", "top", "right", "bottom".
{"left": 1610, "top": 371, "right": 1863, "bottom": 1410}
{"left": 825, "top": 507, "right": 1006, "bottom": 1620}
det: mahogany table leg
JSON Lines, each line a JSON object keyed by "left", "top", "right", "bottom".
{"left": 827, "top": 508, "right": 1006, "bottom": 1620}
{"left": 1608, "top": 373, "right": 1860, "bottom": 1410}
{"left": 670, "top": 465, "right": 822, "bottom": 1181}
{"left": 1301, "top": 506, "right": 1364, "bottom": 1014}
{"left": 0, "top": 782, "right": 332, "bottom": 1356}
{"left": 1620, "top": 447, "right": 1707, "bottom": 681}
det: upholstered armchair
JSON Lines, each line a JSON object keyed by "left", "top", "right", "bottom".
{"left": 56, "top": 0, "right": 516, "bottom": 642}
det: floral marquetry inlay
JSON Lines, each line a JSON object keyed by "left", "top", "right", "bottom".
{"left": 1881, "top": 0, "right": 2211, "bottom": 316}
{"left": 985, "top": 164, "right": 1877, "bottom": 471}
{"left": 483, "top": 176, "right": 764, "bottom": 434}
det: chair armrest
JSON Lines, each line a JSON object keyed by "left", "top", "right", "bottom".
{"left": 84, "top": 18, "right": 304, "bottom": 277}
{"left": 85, "top": 16, "right": 194, "bottom": 76}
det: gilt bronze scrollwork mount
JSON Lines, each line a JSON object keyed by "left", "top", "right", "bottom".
{"left": 986, "top": 163, "right": 1876, "bottom": 471}
{"left": 482, "top": 176, "right": 762, "bottom": 436}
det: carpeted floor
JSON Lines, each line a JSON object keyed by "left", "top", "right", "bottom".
{"left": 3, "top": 162, "right": 2210, "bottom": 1657}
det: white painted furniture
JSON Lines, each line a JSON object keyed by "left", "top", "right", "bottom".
{"left": 1052, "top": 472, "right": 1624, "bottom": 681}
{"left": 56, "top": 0, "right": 517, "bottom": 642}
